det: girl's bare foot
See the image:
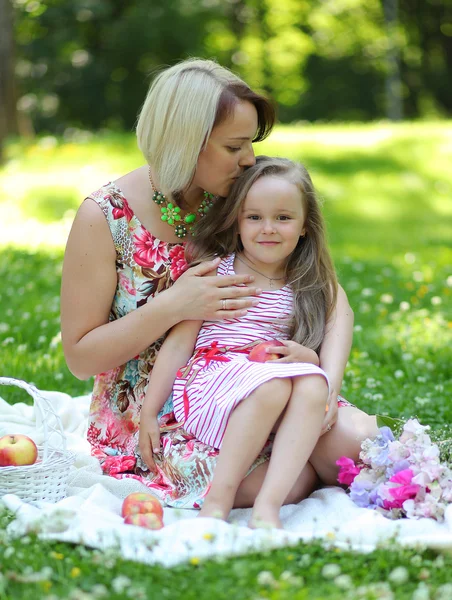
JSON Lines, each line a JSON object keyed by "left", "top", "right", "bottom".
{"left": 249, "top": 504, "right": 283, "bottom": 529}
{"left": 198, "top": 502, "right": 229, "bottom": 520}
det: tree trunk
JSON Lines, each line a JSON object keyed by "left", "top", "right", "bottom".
{"left": 0, "top": 0, "right": 17, "bottom": 162}
{"left": 383, "top": 0, "right": 403, "bottom": 120}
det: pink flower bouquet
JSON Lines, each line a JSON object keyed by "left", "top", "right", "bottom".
{"left": 337, "top": 419, "right": 452, "bottom": 521}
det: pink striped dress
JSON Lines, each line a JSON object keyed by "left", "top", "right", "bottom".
{"left": 172, "top": 254, "right": 329, "bottom": 449}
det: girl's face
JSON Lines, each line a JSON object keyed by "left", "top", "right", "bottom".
{"left": 238, "top": 175, "right": 307, "bottom": 272}
{"left": 193, "top": 100, "right": 258, "bottom": 198}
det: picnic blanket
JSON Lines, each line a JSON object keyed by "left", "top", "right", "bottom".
{"left": 2, "top": 387, "right": 452, "bottom": 567}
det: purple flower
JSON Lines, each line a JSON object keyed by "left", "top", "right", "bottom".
{"left": 380, "top": 426, "right": 395, "bottom": 443}
{"left": 350, "top": 479, "right": 375, "bottom": 508}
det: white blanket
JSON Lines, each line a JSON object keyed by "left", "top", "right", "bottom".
{"left": 2, "top": 387, "right": 452, "bottom": 567}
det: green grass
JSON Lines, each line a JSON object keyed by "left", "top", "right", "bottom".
{"left": 0, "top": 123, "right": 451, "bottom": 599}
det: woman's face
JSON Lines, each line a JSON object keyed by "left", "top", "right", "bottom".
{"left": 193, "top": 100, "right": 258, "bottom": 198}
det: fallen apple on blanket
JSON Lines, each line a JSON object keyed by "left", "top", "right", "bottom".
{"left": 124, "top": 513, "right": 164, "bottom": 529}
{"left": 122, "top": 492, "right": 164, "bottom": 529}
{"left": 248, "top": 340, "right": 285, "bottom": 362}
{"left": 0, "top": 433, "right": 38, "bottom": 467}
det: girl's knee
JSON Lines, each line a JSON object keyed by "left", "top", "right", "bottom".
{"left": 293, "top": 374, "right": 329, "bottom": 405}
{"left": 253, "top": 378, "right": 292, "bottom": 411}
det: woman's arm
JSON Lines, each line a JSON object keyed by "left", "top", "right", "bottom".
{"left": 319, "top": 284, "right": 354, "bottom": 394}
{"left": 61, "top": 199, "right": 260, "bottom": 380}
{"left": 139, "top": 319, "right": 202, "bottom": 470}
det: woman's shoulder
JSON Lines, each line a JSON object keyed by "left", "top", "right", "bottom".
{"left": 86, "top": 181, "right": 129, "bottom": 214}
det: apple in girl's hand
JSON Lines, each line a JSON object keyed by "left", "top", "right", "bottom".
{"left": 0, "top": 434, "right": 38, "bottom": 467}
{"left": 124, "top": 513, "right": 164, "bottom": 530}
{"left": 248, "top": 340, "right": 285, "bottom": 363}
{"left": 121, "top": 492, "right": 164, "bottom": 520}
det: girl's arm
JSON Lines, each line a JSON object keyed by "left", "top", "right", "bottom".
{"left": 139, "top": 319, "right": 202, "bottom": 471}
{"left": 319, "top": 284, "right": 354, "bottom": 395}
{"left": 61, "top": 199, "right": 258, "bottom": 380}
{"left": 141, "top": 320, "right": 202, "bottom": 418}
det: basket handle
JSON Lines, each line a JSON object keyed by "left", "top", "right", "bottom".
{"left": 0, "top": 376, "right": 67, "bottom": 460}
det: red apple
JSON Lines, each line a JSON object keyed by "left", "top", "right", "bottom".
{"left": 0, "top": 434, "right": 38, "bottom": 467}
{"left": 121, "top": 492, "right": 164, "bottom": 520}
{"left": 124, "top": 513, "right": 164, "bottom": 530}
{"left": 248, "top": 340, "right": 285, "bottom": 363}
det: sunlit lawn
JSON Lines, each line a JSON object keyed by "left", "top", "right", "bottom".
{"left": 0, "top": 122, "right": 451, "bottom": 599}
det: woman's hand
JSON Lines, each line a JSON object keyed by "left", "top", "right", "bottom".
{"left": 320, "top": 388, "right": 339, "bottom": 435}
{"left": 171, "top": 257, "right": 262, "bottom": 321}
{"left": 265, "top": 340, "right": 320, "bottom": 365}
{"left": 138, "top": 414, "right": 161, "bottom": 474}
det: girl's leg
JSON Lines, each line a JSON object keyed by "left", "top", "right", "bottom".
{"left": 309, "top": 407, "right": 379, "bottom": 485}
{"left": 250, "top": 374, "right": 328, "bottom": 528}
{"left": 199, "top": 378, "right": 292, "bottom": 520}
{"left": 234, "top": 460, "right": 319, "bottom": 509}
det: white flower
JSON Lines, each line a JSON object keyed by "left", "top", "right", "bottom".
{"left": 112, "top": 576, "right": 132, "bottom": 594}
{"left": 431, "top": 296, "right": 442, "bottom": 305}
{"left": 412, "top": 582, "right": 430, "bottom": 600}
{"left": 380, "top": 294, "right": 393, "bottom": 304}
{"left": 361, "top": 288, "right": 374, "bottom": 297}
{"left": 400, "top": 301, "right": 410, "bottom": 311}
{"left": 388, "top": 566, "right": 409, "bottom": 584}
{"left": 321, "top": 563, "right": 341, "bottom": 579}
{"left": 394, "top": 370, "right": 404, "bottom": 379}
{"left": 436, "top": 584, "right": 452, "bottom": 600}
{"left": 334, "top": 574, "right": 353, "bottom": 589}
{"left": 257, "top": 571, "right": 275, "bottom": 586}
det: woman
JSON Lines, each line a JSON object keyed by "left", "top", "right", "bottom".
{"left": 61, "top": 58, "right": 377, "bottom": 509}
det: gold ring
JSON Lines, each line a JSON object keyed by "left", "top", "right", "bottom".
{"left": 222, "top": 299, "right": 226, "bottom": 311}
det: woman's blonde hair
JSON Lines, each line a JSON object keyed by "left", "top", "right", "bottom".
{"left": 136, "top": 58, "right": 275, "bottom": 202}
{"left": 188, "top": 156, "right": 338, "bottom": 352}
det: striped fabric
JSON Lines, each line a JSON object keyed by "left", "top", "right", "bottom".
{"left": 172, "top": 254, "right": 328, "bottom": 449}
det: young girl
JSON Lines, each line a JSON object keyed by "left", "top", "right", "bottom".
{"left": 140, "top": 156, "right": 351, "bottom": 528}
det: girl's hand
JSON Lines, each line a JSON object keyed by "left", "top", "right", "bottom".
{"left": 138, "top": 414, "right": 161, "bottom": 474}
{"left": 171, "top": 257, "right": 262, "bottom": 321}
{"left": 320, "top": 388, "right": 339, "bottom": 435}
{"left": 265, "top": 340, "right": 320, "bottom": 365}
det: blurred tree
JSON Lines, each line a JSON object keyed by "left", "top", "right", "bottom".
{"left": 399, "top": 0, "right": 452, "bottom": 118}
{"left": 206, "top": 0, "right": 389, "bottom": 121}
{"left": 7, "top": 0, "right": 452, "bottom": 133}
{"left": 13, "top": 0, "right": 220, "bottom": 132}
{"left": 0, "top": 0, "right": 18, "bottom": 160}
{"left": 383, "top": 0, "right": 403, "bottom": 120}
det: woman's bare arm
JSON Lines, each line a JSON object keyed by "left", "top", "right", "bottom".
{"left": 319, "top": 284, "right": 354, "bottom": 395}
{"left": 61, "top": 200, "right": 261, "bottom": 380}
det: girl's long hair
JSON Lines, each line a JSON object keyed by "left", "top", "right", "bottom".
{"left": 188, "top": 156, "right": 338, "bottom": 352}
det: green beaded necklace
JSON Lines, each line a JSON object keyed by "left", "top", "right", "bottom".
{"left": 149, "top": 168, "right": 215, "bottom": 239}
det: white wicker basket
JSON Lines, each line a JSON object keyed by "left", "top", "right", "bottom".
{"left": 0, "top": 377, "right": 76, "bottom": 504}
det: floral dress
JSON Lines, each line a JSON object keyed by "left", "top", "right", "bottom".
{"left": 86, "top": 183, "right": 271, "bottom": 508}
